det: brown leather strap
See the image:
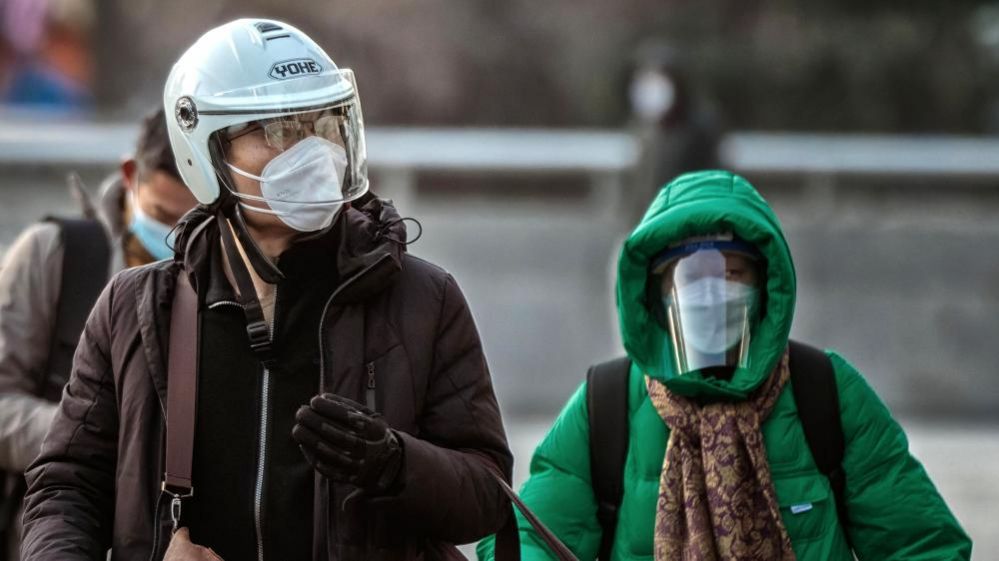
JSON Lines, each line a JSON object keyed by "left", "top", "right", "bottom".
{"left": 164, "top": 272, "right": 199, "bottom": 495}
{"left": 490, "top": 471, "right": 579, "bottom": 561}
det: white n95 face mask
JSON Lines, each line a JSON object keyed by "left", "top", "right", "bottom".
{"left": 227, "top": 136, "right": 349, "bottom": 232}
{"left": 668, "top": 278, "right": 758, "bottom": 355}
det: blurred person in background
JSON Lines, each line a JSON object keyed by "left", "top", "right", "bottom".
{"left": 626, "top": 41, "right": 721, "bottom": 224}
{"left": 478, "top": 170, "right": 970, "bottom": 560}
{"left": 0, "top": 0, "right": 94, "bottom": 115}
{"left": 0, "top": 107, "right": 196, "bottom": 561}
{"left": 20, "top": 18, "right": 513, "bottom": 561}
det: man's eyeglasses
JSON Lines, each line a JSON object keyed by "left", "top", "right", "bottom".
{"left": 226, "top": 111, "right": 343, "bottom": 151}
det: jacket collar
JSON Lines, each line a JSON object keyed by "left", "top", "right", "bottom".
{"left": 174, "top": 192, "right": 408, "bottom": 306}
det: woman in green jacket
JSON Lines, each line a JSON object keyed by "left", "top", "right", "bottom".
{"left": 478, "top": 170, "right": 971, "bottom": 560}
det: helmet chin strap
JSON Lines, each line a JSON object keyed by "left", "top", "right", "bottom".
{"left": 217, "top": 208, "right": 277, "bottom": 368}
{"left": 218, "top": 202, "right": 285, "bottom": 285}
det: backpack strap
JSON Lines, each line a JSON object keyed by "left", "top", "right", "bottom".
{"left": 788, "top": 340, "right": 850, "bottom": 539}
{"left": 0, "top": 218, "right": 109, "bottom": 556}
{"left": 42, "top": 217, "right": 111, "bottom": 401}
{"left": 586, "top": 356, "right": 631, "bottom": 560}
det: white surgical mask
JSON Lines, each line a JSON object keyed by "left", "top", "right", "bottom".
{"left": 668, "top": 278, "right": 758, "bottom": 355}
{"left": 227, "top": 136, "right": 349, "bottom": 232}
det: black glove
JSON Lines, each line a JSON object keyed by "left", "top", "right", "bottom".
{"left": 292, "top": 393, "right": 404, "bottom": 494}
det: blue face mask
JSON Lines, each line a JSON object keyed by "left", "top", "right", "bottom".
{"left": 128, "top": 197, "right": 175, "bottom": 261}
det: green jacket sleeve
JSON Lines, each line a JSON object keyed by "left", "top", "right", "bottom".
{"left": 830, "top": 351, "right": 972, "bottom": 560}
{"left": 477, "top": 382, "right": 603, "bottom": 561}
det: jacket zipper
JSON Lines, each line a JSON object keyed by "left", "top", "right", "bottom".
{"left": 179, "top": 290, "right": 288, "bottom": 561}
{"left": 255, "top": 366, "right": 271, "bottom": 561}
{"left": 208, "top": 296, "right": 274, "bottom": 561}
{"left": 366, "top": 362, "right": 376, "bottom": 410}
{"left": 255, "top": 286, "right": 277, "bottom": 561}
{"left": 208, "top": 300, "right": 244, "bottom": 310}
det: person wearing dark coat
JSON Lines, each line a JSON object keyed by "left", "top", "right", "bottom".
{"left": 20, "top": 18, "right": 513, "bottom": 561}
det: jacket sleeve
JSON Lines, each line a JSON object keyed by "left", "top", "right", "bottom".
{"left": 477, "top": 382, "right": 603, "bottom": 561}
{"left": 831, "top": 351, "right": 972, "bottom": 560}
{"left": 0, "top": 223, "right": 62, "bottom": 472}
{"left": 369, "top": 273, "right": 514, "bottom": 544}
{"left": 19, "top": 278, "right": 119, "bottom": 560}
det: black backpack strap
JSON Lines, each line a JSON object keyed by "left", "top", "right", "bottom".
{"left": 42, "top": 217, "right": 111, "bottom": 401}
{"left": 586, "top": 356, "right": 631, "bottom": 561}
{"left": 788, "top": 340, "right": 850, "bottom": 540}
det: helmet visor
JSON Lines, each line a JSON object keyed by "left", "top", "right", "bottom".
{"left": 650, "top": 238, "right": 763, "bottom": 376}
{"left": 215, "top": 68, "right": 368, "bottom": 205}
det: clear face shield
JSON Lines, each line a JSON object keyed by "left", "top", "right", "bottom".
{"left": 650, "top": 237, "right": 764, "bottom": 376}
{"left": 209, "top": 69, "right": 369, "bottom": 231}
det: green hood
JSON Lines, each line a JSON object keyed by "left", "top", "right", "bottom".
{"left": 616, "top": 170, "right": 795, "bottom": 400}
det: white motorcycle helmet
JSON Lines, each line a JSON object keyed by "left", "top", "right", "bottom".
{"left": 163, "top": 18, "right": 368, "bottom": 208}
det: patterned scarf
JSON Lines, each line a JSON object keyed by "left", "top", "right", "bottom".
{"left": 644, "top": 350, "right": 796, "bottom": 561}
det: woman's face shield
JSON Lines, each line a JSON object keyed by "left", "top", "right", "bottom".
{"left": 650, "top": 239, "right": 763, "bottom": 376}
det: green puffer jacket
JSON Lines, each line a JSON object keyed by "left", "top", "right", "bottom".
{"left": 478, "top": 171, "right": 971, "bottom": 560}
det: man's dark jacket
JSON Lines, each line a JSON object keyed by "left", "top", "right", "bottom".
{"left": 19, "top": 195, "right": 514, "bottom": 560}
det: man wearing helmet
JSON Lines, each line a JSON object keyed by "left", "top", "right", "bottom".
{"left": 20, "top": 19, "right": 513, "bottom": 561}
{"left": 477, "top": 170, "right": 970, "bottom": 560}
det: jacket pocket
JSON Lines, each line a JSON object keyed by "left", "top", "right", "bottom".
{"left": 772, "top": 472, "right": 835, "bottom": 543}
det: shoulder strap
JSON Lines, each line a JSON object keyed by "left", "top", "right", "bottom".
{"left": 490, "top": 470, "right": 579, "bottom": 561}
{"left": 586, "top": 356, "right": 631, "bottom": 560}
{"left": 43, "top": 217, "right": 111, "bottom": 401}
{"left": 788, "top": 340, "right": 849, "bottom": 537}
{"left": 162, "top": 271, "right": 199, "bottom": 530}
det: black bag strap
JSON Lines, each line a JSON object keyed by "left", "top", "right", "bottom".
{"left": 43, "top": 217, "right": 111, "bottom": 401}
{"left": 585, "top": 356, "right": 631, "bottom": 560}
{"left": 788, "top": 340, "right": 850, "bottom": 539}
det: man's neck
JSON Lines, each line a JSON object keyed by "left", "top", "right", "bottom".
{"left": 247, "top": 222, "right": 297, "bottom": 262}
{"left": 221, "top": 221, "right": 297, "bottom": 326}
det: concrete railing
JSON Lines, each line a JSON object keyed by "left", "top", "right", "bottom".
{"left": 0, "top": 122, "right": 639, "bottom": 215}
{"left": 3, "top": 121, "right": 999, "bottom": 213}
{"left": 720, "top": 133, "right": 999, "bottom": 178}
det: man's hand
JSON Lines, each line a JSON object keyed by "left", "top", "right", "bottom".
{"left": 163, "top": 528, "right": 224, "bottom": 561}
{"left": 292, "top": 393, "right": 403, "bottom": 494}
